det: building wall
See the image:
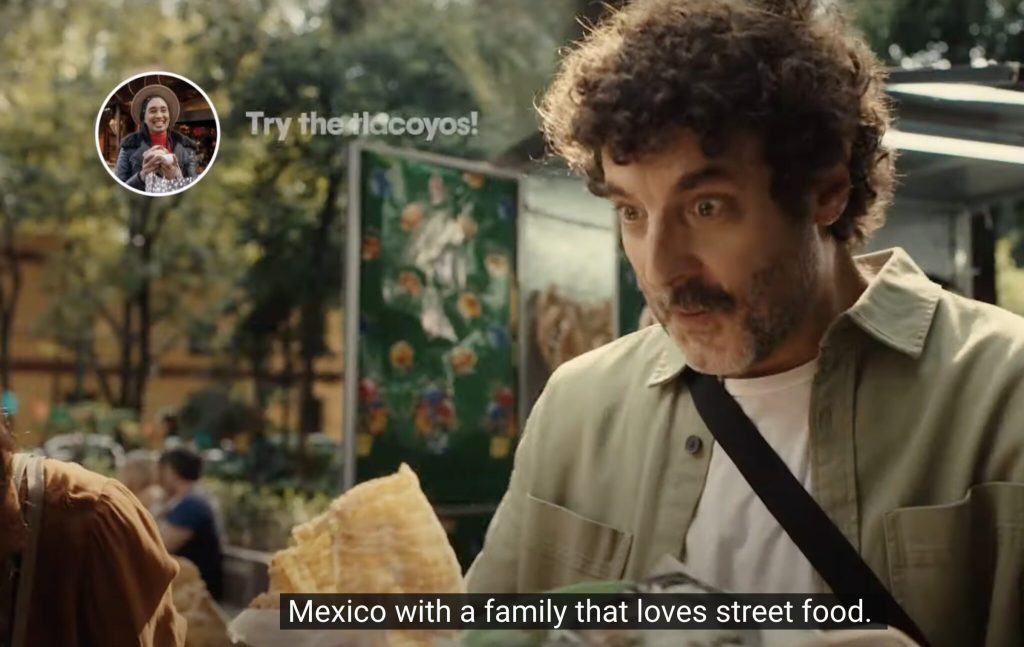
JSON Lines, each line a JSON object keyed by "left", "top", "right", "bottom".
{"left": 4, "top": 234, "right": 344, "bottom": 446}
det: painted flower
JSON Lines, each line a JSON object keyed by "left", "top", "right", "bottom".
{"left": 449, "top": 346, "right": 478, "bottom": 375}
{"left": 458, "top": 213, "right": 478, "bottom": 239}
{"left": 368, "top": 408, "right": 387, "bottom": 435}
{"left": 358, "top": 379, "right": 379, "bottom": 402}
{"left": 358, "top": 432, "right": 374, "bottom": 457}
{"left": 485, "top": 253, "right": 509, "bottom": 277}
{"left": 361, "top": 236, "right": 380, "bottom": 260}
{"left": 400, "top": 202, "right": 424, "bottom": 232}
{"left": 398, "top": 270, "right": 423, "bottom": 298}
{"left": 486, "top": 401, "right": 505, "bottom": 423}
{"left": 497, "top": 196, "right": 514, "bottom": 221}
{"left": 369, "top": 168, "right": 391, "bottom": 197}
{"left": 389, "top": 341, "right": 414, "bottom": 370}
{"left": 462, "top": 172, "right": 485, "bottom": 189}
{"left": 490, "top": 435, "right": 511, "bottom": 458}
{"left": 494, "top": 386, "right": 514, "bottom": 409}
{"left": 414, "top": 404, "right": 433, "bottom": 436}
{"left": 457, "top": 292, "right": 482, "bottom": 320}
{"left": 422, "top": 384, "right": 444, "bottom": 405}
{"left": 435, "top": 399, "right": 455, "bottom": 424}
{"left": 429, "top": 173, "right": 446, "bottom": 205}
{"left": 487, "top": 325, "right": 509, "bottom": 349}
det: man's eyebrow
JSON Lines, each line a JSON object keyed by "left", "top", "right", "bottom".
{"left": 598, "top": 165, "right": 734, "bottom": 200}
{"left": 674, "top": 165, "right": 733, "bottom": 191}
{"left": 598, "top": 182, "right": 628, "bottom": 198}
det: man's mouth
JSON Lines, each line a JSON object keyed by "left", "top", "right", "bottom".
{"left": 670, "top": 306, "right": 714, "bottom": 318}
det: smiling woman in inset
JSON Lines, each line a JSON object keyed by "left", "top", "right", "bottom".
{"left": 115, "top": 84, "right": 197, "bottom": 192}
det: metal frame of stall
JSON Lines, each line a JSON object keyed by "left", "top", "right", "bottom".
{"left": 881, "top": 64, "right": 1023, "bottom": 300}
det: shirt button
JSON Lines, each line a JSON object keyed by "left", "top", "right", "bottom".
{"left": 685, "top": 435, "right": 703, "bottom": 455}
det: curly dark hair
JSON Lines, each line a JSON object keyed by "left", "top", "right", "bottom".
{"left": 539, "top": 0, "right": 895, "bottom": 244}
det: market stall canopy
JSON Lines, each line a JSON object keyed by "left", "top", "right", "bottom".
{"left": 496, "top": 64, "right": 1024, "bottom": 209}
{"left": 886, "top": 64, "right": 1024, "bottom": 209}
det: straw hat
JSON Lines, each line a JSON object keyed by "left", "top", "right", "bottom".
{"left": 130, "top": 84, "right": 180, "bottom": 127}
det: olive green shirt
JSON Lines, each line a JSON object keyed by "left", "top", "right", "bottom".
{"left": 467, "top": 248, "right": 1024, "bottom": 647}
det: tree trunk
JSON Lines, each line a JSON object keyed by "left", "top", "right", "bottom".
{"left": 85, "top": 337, "right": 116, "bottom": 404}
{"left": 0, "top": 298, "right": 14, "bottom": 395}
{"left": 280, "top": 326, "right": 295, "bottom": 435}
{"left": 297, "top": 161, "right": 343, "bottom": 472}
{"left": 134, "top": 231, "right": 154, "bottom": 413}
{"left": 118, "top": 297, "right": 134, "bottom": 408}
{"left": 0, "top": 211, "right": 21, "bottom": 395}
{"left": 116, "top": 200, "right": 164, "bottom": 414}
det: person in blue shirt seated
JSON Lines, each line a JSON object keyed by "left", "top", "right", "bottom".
{"left": 157, "top": 448, "right": 224, "bottom": 600}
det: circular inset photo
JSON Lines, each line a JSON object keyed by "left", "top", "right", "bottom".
{"left": 96, "top": 71, "right": 220, "bottom": 196}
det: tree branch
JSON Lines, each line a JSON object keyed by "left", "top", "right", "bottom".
{"left": 85, "top": 341, "right": 116, "bottom": 405}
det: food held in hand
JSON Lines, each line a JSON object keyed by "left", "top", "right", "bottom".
{"left": 250, "top": 464, "right": 464, "bottom": 646}
{"left": 262, "top": 464, "right": 463, "bottom": 595}
{"left": 171, "top": 557, "right": 230, "bottom": 647}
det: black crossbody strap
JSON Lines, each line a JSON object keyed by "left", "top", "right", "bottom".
{"left": 683, "top": 368, "right": 929, "bottom": 647}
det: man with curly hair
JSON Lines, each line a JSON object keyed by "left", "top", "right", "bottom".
{"left": 467, "top": 2, "right": 1024, "bottom": 646}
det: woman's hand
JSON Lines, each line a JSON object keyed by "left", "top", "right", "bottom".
{"left": 159, "top": 154, "right": 182, "bottom": 179}
{"left": 140, "top": 147, "right": 165, "bottom": 179}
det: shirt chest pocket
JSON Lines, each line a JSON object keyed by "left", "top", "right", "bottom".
{"left": 519, "top": 495, "right": 633, "bottom": 591}
{"left": 883, "top": 483, "right": 1024, "bottom": 647}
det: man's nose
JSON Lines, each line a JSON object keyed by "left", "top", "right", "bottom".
{"left": 643, "top": 209, "right": 696, "bottom": 288}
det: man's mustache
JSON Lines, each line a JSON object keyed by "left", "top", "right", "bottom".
{"left": 651, "top": 279, "right": 735, "bottom": 313}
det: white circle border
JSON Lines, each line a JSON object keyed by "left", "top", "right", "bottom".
{"left": 94, "top": 70, "right": 221, "bottom": 198}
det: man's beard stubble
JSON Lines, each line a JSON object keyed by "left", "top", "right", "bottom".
{"left": 645, "top": 237, "right": 819, "bottom": 376}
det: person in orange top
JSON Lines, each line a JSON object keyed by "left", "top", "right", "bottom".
{"left": 0, "top": 422, "right": 185, "bottom": 646}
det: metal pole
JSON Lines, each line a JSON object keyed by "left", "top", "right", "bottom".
{"left": 341, "top": 142, "right": 363, "bottom": 492}
{"left": 516, "top": 175, "right": 527, "bottom": 438}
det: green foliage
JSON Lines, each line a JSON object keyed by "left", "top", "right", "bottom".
{"left": 997, "top": 231, "right": 1024, "bottom": 317}
{"left": 179, "top": 388, "right": 265, "bottom": 446}
{"left": 203, "top": 477, "right": 333, "bottom": 551}
{"left": 851, "top": 0, "right": 1024, "bottom": 66}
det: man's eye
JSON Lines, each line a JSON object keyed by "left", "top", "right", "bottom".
{"left": 616, "top": 205, "right": 642, "bottom": 222}
{"left": 694, "top": 198, "right": 723, "bottom": 218}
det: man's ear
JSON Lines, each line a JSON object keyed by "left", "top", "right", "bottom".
{"left": 812, "top": 162, "right": 851, "bottom": 229}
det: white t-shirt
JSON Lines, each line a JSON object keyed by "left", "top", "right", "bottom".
{"left": 682, "top": 358, "right": 818, "bottom": 593}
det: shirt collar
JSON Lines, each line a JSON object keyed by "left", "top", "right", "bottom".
{"left": 841, "top": 247, "right": 942, "bottom": 358}
{"left": 646, "top": 247, "right": 942, "bottom": 387}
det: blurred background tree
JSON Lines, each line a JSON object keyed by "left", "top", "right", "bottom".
{"left": 851, "top": 0, "right": 1024, "bottom": 67}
